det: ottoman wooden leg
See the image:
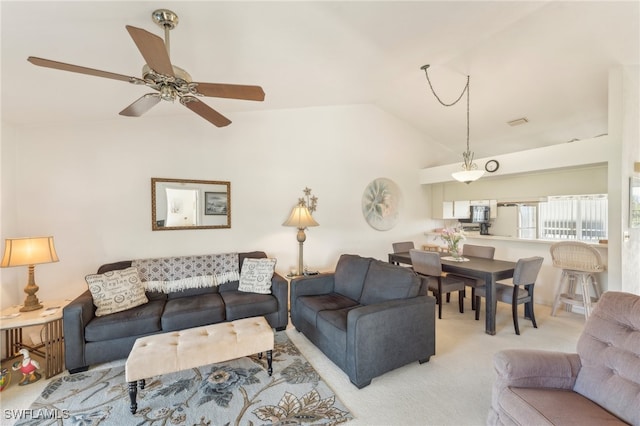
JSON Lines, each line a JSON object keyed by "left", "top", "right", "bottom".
{"left": 128, "top": 381, "right": 138, "bottom": 414}
{"left": 267, "top": 350, "right": 273, "bottom": 376}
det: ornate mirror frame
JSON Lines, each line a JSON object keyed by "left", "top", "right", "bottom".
{"left": 151, "top": 178, "right": 231, "bottom": 231}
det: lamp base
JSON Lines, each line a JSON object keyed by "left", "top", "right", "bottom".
{"left": 20, "top": 295, "right": 43, "bottom": 312}
{"left": 19, "top": 265, "right": 43, "bottom": 312}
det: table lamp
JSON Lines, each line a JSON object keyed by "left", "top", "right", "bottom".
{"left": 1, "top": 236, "right": 59, "bottom": 312}
{"left": 283, "top": 204, "right": 318, "bottom": 276}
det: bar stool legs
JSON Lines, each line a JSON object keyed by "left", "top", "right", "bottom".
{"left": 551, "top": 269, "right": 601, "bottom": 319}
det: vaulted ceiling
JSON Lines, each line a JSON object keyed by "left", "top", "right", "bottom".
{"left": 2, "top": 1, "right": 638, "bottom": 164}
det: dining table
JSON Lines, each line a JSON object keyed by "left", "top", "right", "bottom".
{"left": 388, "top": 251, "right": 517, "bottom": 335}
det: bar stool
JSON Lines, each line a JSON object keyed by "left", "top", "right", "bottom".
{"left": 549, "top": 241, "right": 605, "bottom": 319}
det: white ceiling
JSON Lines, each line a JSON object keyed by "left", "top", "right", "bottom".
{"left": 2, "top": 1, "right": 638, "bottom": 164}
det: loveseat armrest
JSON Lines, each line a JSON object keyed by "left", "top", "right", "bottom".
{"left": 290, "top": 273, "right": 336, "bottom": 301}
{"left": 346, "top": 295, "right": 436, "bottom": 388}
{"left": 63, "top": 289, "right": 96, "bottom": 372}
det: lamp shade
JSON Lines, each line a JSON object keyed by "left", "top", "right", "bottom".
{"left": 1, "top": 236, "right": 59, "bottom": 267}
{"left": 283, "top": 205, "right": 319, "bottom": 229}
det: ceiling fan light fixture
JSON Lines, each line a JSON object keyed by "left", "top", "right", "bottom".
{"left": 160, "top": 85, "right": 175, "bottom": 102}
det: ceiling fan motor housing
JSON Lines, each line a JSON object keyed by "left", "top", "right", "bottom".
{"left": 152, "top": 9, "right": 179, "bottom": 30}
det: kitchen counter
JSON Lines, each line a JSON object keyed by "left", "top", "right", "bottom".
{"left": 424, "top": 231, "right": 608, "bottom": 249}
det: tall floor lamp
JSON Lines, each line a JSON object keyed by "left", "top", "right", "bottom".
{"left": 1, "top": 236, "right": 59, "bottom": 312}
{"left": 283, "top": 204, "right": 319, "bottom": 276}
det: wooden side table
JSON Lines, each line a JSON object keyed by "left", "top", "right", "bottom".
{"left": 1, "top": 299, "right": 71, "bottom": 379}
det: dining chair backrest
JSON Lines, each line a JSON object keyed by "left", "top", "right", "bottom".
{"left": 409, "top": 249, "right": 442, "bottom": 277}
{"left": 393, "top": 241, "right": 415, "bottom": 253}
{"left": 462, "top": 244, "right": 495, "bottom": 259}
{"left": 512, "top": 256, "right": 544, "bottom": 286}
{"left": 549, "top": 241, "right": 605, "bottom": 273}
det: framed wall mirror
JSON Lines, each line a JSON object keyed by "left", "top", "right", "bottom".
{"left": 151, "top": 178, "right": 231, "bottom": 231}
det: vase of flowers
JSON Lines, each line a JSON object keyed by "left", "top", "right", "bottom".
{"left": 441, "top": 228, "right": 465, "bottom": 260}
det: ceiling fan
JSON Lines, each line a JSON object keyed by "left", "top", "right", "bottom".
{"left": 27, "top": 9, "right": 265, "bottom": 127}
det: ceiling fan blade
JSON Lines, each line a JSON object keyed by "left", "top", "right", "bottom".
{"left": 193, "top": 82, "right": 265, "bottom": 101}
{"left": 126, "top": 25, "right": 174, "bottom": 77}
{"left": 27, "top": 56, "right": 142, "bottom": 83}
{"left": 119, "top": 93, "right": 161, "bottom": 117}
{"left": 181, "top": 97, "right": 231, "bottom": 127}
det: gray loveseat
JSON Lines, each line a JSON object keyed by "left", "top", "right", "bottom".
{"left": 290, "top": 254, "right": 436, "bottom": 388}
{"left": 489, "top": 291, "right": 640, "bottom": 425}
{"left": 63, "top": 251, "right": 288, "bottom": 373}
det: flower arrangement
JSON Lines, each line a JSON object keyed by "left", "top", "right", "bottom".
{"left": 441, "top": 228, "right": 466, "bottom": 258}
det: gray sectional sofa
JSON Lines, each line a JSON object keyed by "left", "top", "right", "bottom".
{"left": 290, "top": 254, "right": 436, "bottom": 388}
{"left": 63, "top": 251, "right": 288, "bottom": 373}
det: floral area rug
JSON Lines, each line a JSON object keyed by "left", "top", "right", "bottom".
{"left": 16, "top": 332, "right": 353, "bottom": 425}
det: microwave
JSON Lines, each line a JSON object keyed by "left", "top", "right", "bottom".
{"left": 470, "top": 205, "right": 490, "bottom": 223}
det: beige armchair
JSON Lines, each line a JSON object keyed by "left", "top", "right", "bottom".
{"left": 488, "top": 291, "right": 640, "bottom": 425}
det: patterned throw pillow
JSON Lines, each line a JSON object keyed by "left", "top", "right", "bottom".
{"left": 85, "top": 267, "right": 149, "bottom": 316}
{"left": 238, "top": 258, "right": 276, "bottom": 294}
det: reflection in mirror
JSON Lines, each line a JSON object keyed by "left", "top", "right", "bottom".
{"left": 152, "top": 178, "right": 231, "bottom": 230}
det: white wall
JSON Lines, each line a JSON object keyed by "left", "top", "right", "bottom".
{"left": 0, "top": 104, "right": 439, "bottom": 308}
{"left": 611, "top": 66, "right": 640, "bottom": 295}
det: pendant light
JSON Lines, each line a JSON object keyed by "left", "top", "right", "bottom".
{"left": 421, "top": 65, "right": 484, "bottom": 184}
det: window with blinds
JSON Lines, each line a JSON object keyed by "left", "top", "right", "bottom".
{"left": 538, "top": 194, "right": 608, "bottom": 241}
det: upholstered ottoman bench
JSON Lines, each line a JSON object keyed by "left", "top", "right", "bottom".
{"left": 125, "top": 316, "right": 274, "bottom": 414}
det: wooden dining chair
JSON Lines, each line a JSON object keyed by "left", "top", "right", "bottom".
{"left": 446, "top": 244, "right": 495, "bottom": 309}
{"left": 474, "top": 256, "right": 544, "bottom": 335}
{"left": 410, "top": 249, "right": 465, "bottom": 319}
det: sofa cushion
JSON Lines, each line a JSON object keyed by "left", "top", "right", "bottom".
{"left": 359, "top": 261, "right": 420, "bottom": 305}
{"left": 161, "top": 293, "right": 226, "bottom": 332}
{"left": 333, "top": 254, "right": 372, "bottom": 301}
{"left": 166, "top": 286, "right": 218, "bottom": 300}
{"left": 297, "top": 293, "right": 359, "bottom": 326}
{"left": 85, "top": 267, "right": 149, "bottom": 316}
{"left": 316, "top": 307, "right": 353, "bottom": 363}
{"left": 220, "top": 291, "right": 278, "bottom": 321}
{"left": 317, "top": 307, "right": 352, "bottom": 333}
{"left": 238, "top": 258, "right": 276, "bottom": 294}
{"left": 499, "top": 387, "right": 628, "bottom": 425}
{"left": 85, "top": 299, "right": 164, "bottom": 342}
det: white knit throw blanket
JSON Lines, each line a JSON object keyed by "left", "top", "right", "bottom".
{"left": 132, "top": 253, "right": 240, "bottom": 293}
